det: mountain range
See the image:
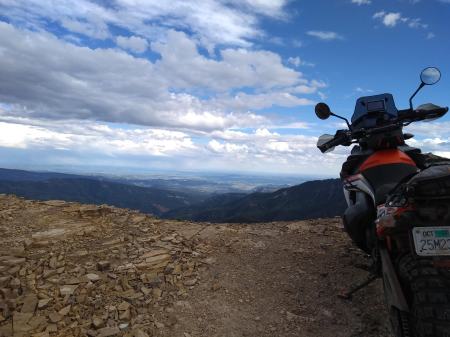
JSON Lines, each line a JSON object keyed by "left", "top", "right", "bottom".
{"left": 164, "top": 179, "right": 346, "bottom": 222}
{"left": 0, "top": 168, "right": 345, "bottom": 221}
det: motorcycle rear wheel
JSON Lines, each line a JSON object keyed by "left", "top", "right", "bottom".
{"left": 397, "top": 254, "right": 450, "bottom": 337}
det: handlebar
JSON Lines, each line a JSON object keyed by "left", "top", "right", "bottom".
{"left": 317, "top": 105, "right": 449, "bottom": 153}
{"left": 318, "top": 131, "right": 351, "bottom": 153}
{"left": 398, "top": 106, "right": 448, "bottom": 122}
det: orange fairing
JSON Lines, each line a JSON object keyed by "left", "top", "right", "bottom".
{"left": 359, "top": 149, "right": 416, "bottom": 172}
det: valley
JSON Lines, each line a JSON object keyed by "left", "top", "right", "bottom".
{"left": 0, "top": 168, "right": 344, "bottom": 222}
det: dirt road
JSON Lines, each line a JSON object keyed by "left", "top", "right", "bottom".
{"left": 0, "top": 195, "right": 393, "bottom": 337}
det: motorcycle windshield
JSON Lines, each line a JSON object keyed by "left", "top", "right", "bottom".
{"left": 351, "top": 93, "right": 399, "bottom": 129}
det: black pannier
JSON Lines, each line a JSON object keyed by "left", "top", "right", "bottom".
{"left": 406, "top": 164, "right": 450, "bottom": 199}
{"left": 385, "top": 164, "right": 450, "bottom": 224}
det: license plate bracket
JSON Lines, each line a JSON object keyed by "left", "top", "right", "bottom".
{"left": 413, "top": 226, "right": 450, "bottom": 256}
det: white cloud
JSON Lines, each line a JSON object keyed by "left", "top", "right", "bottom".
{"left": 229, "top": 0, "right": 288, "bottom": 18}
{"left": 0, "top": 119, "right": 197, "bottom": 156}
{"left": 0, "top": 113, "right": 345, "bottom": 175}
{"left": 207, "top": 139, "right": 249, "bottom": 154}
{"left": 0, "top": 2, "right": 342, "bottom": 175}
{"left": 202, "top": 130, "right": 345, "bottom": 174}
{"left": 116, "top": 35, "right": 149, "bottom": 53}
{"left": 292, "top": 39, "right": 303, "bottom": 48}
{"left": 373, "top": 11, "right": 428, "bottom": 29}
{"left": 212, "top": 92, "right": 314, "bottom": 112}
{"left": 307, "top": 31, "right": 343, "bottom": 41}
{"left": 407, "top": 18, "right": 428, "bottom": 29}
{"left": 352, "top": 0, "right": 371, "bottom": 5}
{"left": 355, "top": 87, "right": 374, "bottom": 94}
{"left": 0, "top": 0, "right": 289, "bottom": 47}
{"left": 0, "top": 23, "right": 316, "bottom": 131}
{"left": 288, "top": 56, "right": 315, "bottom": 67}
{"left": 61, "top": 17, "right": 110, "bottom": 39}
{"left": 405, "top": 122, "right": 450, "bottom": 138}
{"left": 151, "top": 30, "right": 301, "bottom": 91}
{"left": 373, "top": 12, "right": 402, "bottom": 27}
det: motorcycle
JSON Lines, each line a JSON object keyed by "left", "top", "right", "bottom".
{"left": 315, "top": 67, "right": 450, "bottom": 337}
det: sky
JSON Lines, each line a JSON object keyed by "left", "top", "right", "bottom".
{"left": 0, "top": 0, "right": 449, "bottom": 177}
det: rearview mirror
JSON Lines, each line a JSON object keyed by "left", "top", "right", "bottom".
{"left": 420, "top": 67, "right": 441, "bottom": 85}
{"left": 409, "top": 66, "right": 442, "bottom": 110}
{"left": 315, "top": 103, "right": 332, "bottom": 120}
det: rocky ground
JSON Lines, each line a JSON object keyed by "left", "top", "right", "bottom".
{"left": 0, "top": 194, "right": 393, "bottom": 337}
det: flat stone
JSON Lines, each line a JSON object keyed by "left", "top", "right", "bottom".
{"left": 140, "top": 286, "right": 151, "bottom": 296}
{"left": 42, "top": 200, "right": 66, "bottom": 206}
{"left": 45, "top": 324, "right": 58, "bottom": 332}
{"left": 76, "top": 294, "right": 87, "bottom": 304}
{"left": 107, "top": 273, "right": 117, "bottom": 279}
{"left": 43, "top": 269, "right": 57, "bottom": 279}
{"left": 10, "top": 247, "right": 26, "bottom": 258}
{"left": 97, "top": 261, "right": 110, "bottom": 271}
{"left": 132, "top": 329, "right": 149, "bottom": 337}
{"left": 64, "top": 277, "right": 84, "bottom": 285}
{"left": 144, "top": 254, "right": 171, "bottom": 264}
{"left": 48, "top": 312, "right": 63, "bottom": 323}
{"left": 60, "top": 284, "right": 77, "bottom": 296}
{"left": 152, "top": 288, "right": 162, "bottom": 299}
{"left": 31, "top": 240, "right": 50, "bottom": 248}
{"left": 86, "top": 329, "right": 98, "bottom": 337}
{"left": 119, "top": 309, "right": 130, "bottom": 321}
{"left": 183, "top": 278, "right": 198, "bottom": 286}
{"left": 0, "top": 276, "right": 10, "bottom": 287}
{"left": 117, "top": 301, "right": 130, "bottom": 311}
{"left": 13, "top": 312, "right": 33, "bottom": 333}
{"left": 92, "top": 317, "right": 104, "bottom": 329}
{"left": 119, "top": 323, "right": 129, "bottom": 330}
{"left": 154, "top": 321, "right": 164, "bottom": 329}
{"left": 32, "top": 229, "right": 66, "bottom": 240}
{"left": 48, "top": 257, "right": 57, "bottom": 269}
{"left": 85, "top": 273, "right": 100, "bottom": 282}
{"left": 140, "top": 249, "right": 170, "bottom": 259}
{"left": 173, "top": 264, "right": 182, "bottom": 274}
{"left": 145, "top": 275, "right": 163, "bottom": 287}
{"left": 28, "top": 315, "right": 47, "bottom": 330}
{"left": 8, "top": 266, "right": 20, "bottom": 275}
{"left": 120, "top": 289, "right": 142, "bottom": 300}
{"left": 0, "top": 256, "right": 26, "bottom": 265}
{"left": 73, "top": 250, "right": 89, "bottom": 257}
{"left": 58, "top": 305, "right": 71, "bottom": 316}
{"left": 97, "top": 326, "right": 121, "bottom": 337}
{"left": 0, "top": 322, "right": 12, "bottom": 336}
{"left": 21, "top": 294, "right": 38, "bottom": 313}
{"left": 32, "top": 331, "right": 50, "bottom": 337}
{"left": 38, "top": 299, "right": 51, "bottom": 309}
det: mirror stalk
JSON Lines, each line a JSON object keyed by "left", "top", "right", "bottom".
{"left": 330, "top": 112, "right": 351, "bottom": 130}
{"left": 409, "top": 82, "right": 425, "bottom": 111}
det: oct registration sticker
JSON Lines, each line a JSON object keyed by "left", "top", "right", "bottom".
{"left": 413, "top": 227, "right": 450, "bottom": 256}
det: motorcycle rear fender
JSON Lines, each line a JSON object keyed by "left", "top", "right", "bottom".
{"left": 379, "top": 246, "right": 409, "bottom": 312}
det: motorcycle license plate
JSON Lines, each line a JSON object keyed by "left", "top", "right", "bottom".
{"left": 413, "top": 227, "right": 450, "bottom": 256}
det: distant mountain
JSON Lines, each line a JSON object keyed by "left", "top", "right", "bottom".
{"left": 0, "top": 171, "right": 205, "bottom": 216}
{"left": 0, "top": 168, "right": 345, "bottom": 221}
{"left": 165, "top": 179, "right": 346, "bottom": 222}
{"left": 0, "top": 168, "right": 84, "bottom": 181}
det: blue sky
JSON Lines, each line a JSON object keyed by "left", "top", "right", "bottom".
{"left": 0, "top": 0, "right": 448, "bottom": 176}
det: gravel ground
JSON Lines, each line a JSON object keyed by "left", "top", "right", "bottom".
{"left": 0, "top": 195, "right": 393, "bottom": 337}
